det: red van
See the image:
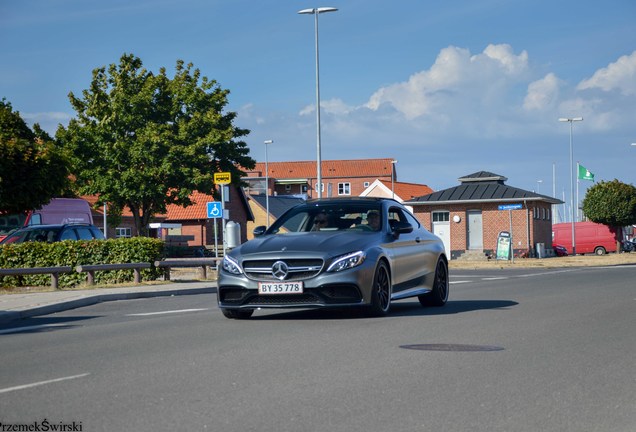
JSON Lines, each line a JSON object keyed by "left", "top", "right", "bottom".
{"left": 552, "top": 221, "right": 619, "bottom": 255}
{"left": 0, "top": 198, "right": 94, "bottom": 241}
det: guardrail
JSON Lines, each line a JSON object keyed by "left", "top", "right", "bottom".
{"left": 0, "top": 267, "right": 73, "bottom": 289}
{"left": 154, "top": 258, "right": 219, "bottom": 281}
{"left": 76, "top": 263, "right": 152, "bottom": 285}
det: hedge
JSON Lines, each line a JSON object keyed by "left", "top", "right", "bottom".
{"left": 0, "top": 237, "right": 164, "bottom": 288}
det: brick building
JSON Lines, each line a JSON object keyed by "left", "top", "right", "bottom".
{"left": 406, "top": 171, "right": 562, "bottom": 259}
{"left": 242, "top": 158, "right": 396, "bottom": 199}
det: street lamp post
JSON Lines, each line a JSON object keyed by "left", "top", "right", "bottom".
{"left": 559, "top": 117, "right": 583, "bottom": 255}
{"left": 391, "top": 160, "right": 397, "bottom": 199}
{"left": 264, "top": 139, "right": 273, "bottom": 228}
{"left": 298, "top": 6, "right": 338, "bottom": 199}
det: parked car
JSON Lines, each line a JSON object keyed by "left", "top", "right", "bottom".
{"left": 217, "top": 197, "right": 449, "bottom": 319}
{"left": 0, "top": 198, "right": 94, "bottom": 242}
{"left": 0, "top": 223, "right": 105, "bottom": 245}
{"left": 552, "top": 221, "right": 619, "bottom": 255}
{"left": 553, "top": 244, "right": 568, "bottom": 257}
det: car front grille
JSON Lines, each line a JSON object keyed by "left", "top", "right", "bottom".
{"left": 219, "top": 284, "right": 362, "bottom": 307}
{"left": 242, "top": 258, "right": 324, "bottom": 281}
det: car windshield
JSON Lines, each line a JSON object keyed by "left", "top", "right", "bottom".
{"left": 267, "top": 203, "right": 383, "bottom": 234}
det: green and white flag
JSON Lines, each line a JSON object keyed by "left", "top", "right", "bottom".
{"left": 578, "top": 163, "right": 594, "bottom": 182}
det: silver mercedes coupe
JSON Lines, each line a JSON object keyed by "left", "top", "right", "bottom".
{"left": 217, "top": 197, "right": 448, "bottom": 319}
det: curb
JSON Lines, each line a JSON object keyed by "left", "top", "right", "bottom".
{"left": 0, "top": 286, "right": 217, "bottom": 325}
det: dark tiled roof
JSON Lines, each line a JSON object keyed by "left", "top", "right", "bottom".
{"left": 250, "top": 195, "right": 306, "bottom": 218}
{"left": 407, "top": 172, "right": 563, "bottom": 205}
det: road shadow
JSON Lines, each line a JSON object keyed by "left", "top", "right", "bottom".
{"left": 0, "top": 315, "right": 100, "bottom": 334}
{"left": 249, "top": 299, "right": 518, "bottom": 320}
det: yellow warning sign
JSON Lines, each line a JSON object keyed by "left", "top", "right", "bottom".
{"left": 214, "top": 172, "right": 231, "bottom": 184}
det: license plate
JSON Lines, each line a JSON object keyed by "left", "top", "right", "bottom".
{"left": 258, "top": 281, "right": 304, "bottom": 294}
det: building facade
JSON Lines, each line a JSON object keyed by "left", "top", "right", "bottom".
{"left": 407, "top": 171, "right": 562, "bottom": 259}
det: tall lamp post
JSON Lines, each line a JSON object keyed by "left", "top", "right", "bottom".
{"left": 264, "top": 139, "right": 273, "bottom": 228}
{"left": 298, "top": 6, "right": 338, "bottom": 199}
{"left": 391, "top": 160, "right": 398, "bottom": 199}
{"left": 559, "top": 117, "right": 583, "bottom": 255}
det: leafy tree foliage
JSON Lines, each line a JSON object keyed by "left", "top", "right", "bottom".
{"left": 57, "top": 54, "right": 255, "bottom": 235}
{"left": 582, "top": 179, "right": 636, "bottom": 227}
{"left": 0, "top": 99, "right": 71, "bottom": 214}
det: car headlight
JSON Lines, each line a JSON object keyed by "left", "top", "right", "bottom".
{"left": 327, "top": 251, "right": 366, "bottom": 272}
{"left": 221, "top": 255, "right": 243, "bottom": 275}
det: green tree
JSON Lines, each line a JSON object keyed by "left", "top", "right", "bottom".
{"left": 582, "top": 179, "right": 636, "bottom": 250}
{"left": 0, "top": 99, "right": 71, "bottom": 214}
{"left": 56, "top": 54, "right": 255, "bottom": 236}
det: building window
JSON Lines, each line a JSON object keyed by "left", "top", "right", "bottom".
{"left": 285, "top": 185, "right": 292, "bottom": 191}
{"left": 338, "top": 182, "right": 351, "bottom": 195}
{"left": 363, "top": 182, "right": 370, "bottom": 188}
{"left": 116, "top": 227, "right": 132, "bottom": 238}
{"left": 432, "top": 211, "right": 450, "bottom": 222}
{"left": 302, "top": 185, "right": 308, "bottom": 193}
{"left": 314, "top": 182, "right": 324, "bottom": 193}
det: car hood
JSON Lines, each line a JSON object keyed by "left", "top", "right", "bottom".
{"left": 231, "top": 231, "right": 381, "bottom": 259}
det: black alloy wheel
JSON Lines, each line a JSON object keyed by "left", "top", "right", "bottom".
{"left": 367, "top": 261, "right": 391, "bottom": 317}
{"left": 419, "top": 258, "right": 449, "bottom": 307}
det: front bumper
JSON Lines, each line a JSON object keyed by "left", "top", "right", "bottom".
{"left": 217, "top": 262, "right": 376, "bottom": 310}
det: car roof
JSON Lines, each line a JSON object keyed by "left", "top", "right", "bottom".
{"left": 305, "top": 197, "right": 399, "bottom": 205}
{"left": 16, "top": 223, "right": 96, "bottom": 231}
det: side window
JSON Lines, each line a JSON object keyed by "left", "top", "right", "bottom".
{"left": 403, "top": 210, "right": 421, "bottom": 228}
{"left": 60, "top": 228, "right": 78, "bottom": 241}
{"left": 90, "top": 227, "right": 105, "bottom": 240}
{"left": 75, "top": 227, "right": 95, "bottom": 240}
{"left": 388, "top": 207, "right": 420, "bottom": 229}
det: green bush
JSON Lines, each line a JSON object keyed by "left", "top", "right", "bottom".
{"left": 0, "top": 237, "right": 164, "bottom": 288}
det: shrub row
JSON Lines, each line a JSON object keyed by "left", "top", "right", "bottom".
{"left": 0, "top": 237, "right": 164, "bottom": 288}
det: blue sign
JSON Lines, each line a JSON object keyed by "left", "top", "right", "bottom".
{"left": 207, "top": 202, "right": 222, "bottom": 219}
{"left": 498, "top": 204, "right": 522, "bottom": 211}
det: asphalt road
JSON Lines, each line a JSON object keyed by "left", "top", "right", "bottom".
{"left": 1, "top": 266, "right": 634, "bottom": 432}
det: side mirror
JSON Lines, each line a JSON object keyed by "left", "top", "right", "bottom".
{"left": 253, "top": 225, "right": 267, "bottom": 237}
{"left": 391, "top": 221, "right": 413, "bottom": 238}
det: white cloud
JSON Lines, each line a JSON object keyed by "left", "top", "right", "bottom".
{"left": 22, "top": 111, "right": 73, "bottom": 133}
{"left": 577, "top": 50, "right": 636, "bottom": 96}
{"left": 524, "top": 73, "right": 561, "bottom": 111}
{"left": 364, "top": 44, "right": 529, "bottom": 120}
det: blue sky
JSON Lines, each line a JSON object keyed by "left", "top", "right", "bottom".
{"left": 2, "top": 0, "right": 635, "bottom": 209}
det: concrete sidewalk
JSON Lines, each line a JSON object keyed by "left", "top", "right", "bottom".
{"left": 0, "top": 281, "right": 216, "bottom": 324}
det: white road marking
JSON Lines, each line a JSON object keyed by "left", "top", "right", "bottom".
{"left": 450, "top": 281, "right": 472, "bottom": 284}
{"left": 126, "top": 308, "right": 209, "bottom": 317}
{"left": 0, "top": 323, "right": 70, "bottom": 335}
{"left": 0, "top": 373, "right": 90, "bottom": 394}
{"left": 482, "top": 277, "right": 508, "bottom": 280}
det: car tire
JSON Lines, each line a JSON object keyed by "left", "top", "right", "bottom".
{"left": 366, "top": 261, "right": 391, "bottom": 317}
{"left": 419, "top": 258, "right": 449, "bottom": 307}
{"left": 221, "top": 308, "right": 254, "bottom": 319}
{"left": 594, "top": 247, "right": 606, "bottom": 256}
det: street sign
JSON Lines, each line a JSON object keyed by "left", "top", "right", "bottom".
{"left": 207, "top": 201, "right": 223, "bottom": 219}
{"left": 214, "top": 172, "right": 231, "bottom": 184}
{"left": 498, "top": 204, "right": 522, "bottom": 211}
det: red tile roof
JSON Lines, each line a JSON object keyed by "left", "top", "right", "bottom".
{"left": 246, "top": 158, "right": 396, "bottom": 179}
{"left": 380, "top": 180, "right": 434, "bottom": 200}
{"left": 165, "top": 191, "right": 214, "bottom": 220}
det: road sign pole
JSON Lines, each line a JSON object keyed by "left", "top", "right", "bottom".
{"left": 214, "top": 220, "right": 218, "bottom": 259}
{"left": 509, "top": 210, "right": 514, "bottom": 263}
{"left": 221, "top": 186, "right": 226, "bottom": 257}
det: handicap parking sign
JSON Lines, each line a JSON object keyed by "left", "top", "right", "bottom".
{"left": 207, "top": 202, "right": 222, "bottom": 219}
